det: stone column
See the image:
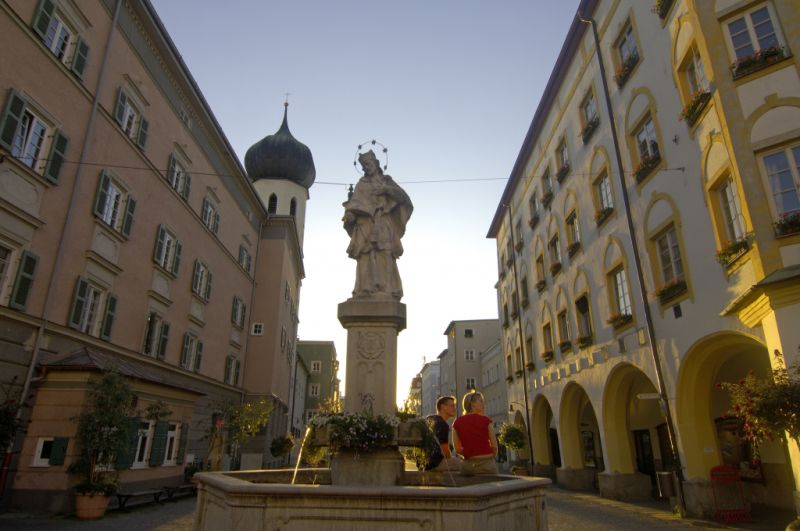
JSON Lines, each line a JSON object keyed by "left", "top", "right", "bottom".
{"left": 338, "top": 298, "right": 406, "bottom": 417}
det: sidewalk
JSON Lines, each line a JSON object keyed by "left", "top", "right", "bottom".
{"left": 547, "top": 485, "right": 795, "bottom": 531}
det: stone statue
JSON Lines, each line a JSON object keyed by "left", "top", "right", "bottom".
{"left": 343, "top": 150, "right": 413, "bottom": 300}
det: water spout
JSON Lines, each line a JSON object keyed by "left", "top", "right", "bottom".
{"left": 291, "top": 426, "right": 312, "bottom": 485}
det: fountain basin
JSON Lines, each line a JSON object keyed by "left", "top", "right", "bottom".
{"left": 194, "top": 469, "right": 550, "bottom": 530}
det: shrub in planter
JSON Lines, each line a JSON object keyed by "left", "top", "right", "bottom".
{"left": 497, "top": 423, "right": 527, "bottom": 452}
{"left": 577, "top": 335, "right": 593, "bottom": 348}
{"left": 270, "top": 434, "right": 295, "bottom": 458}
{"left": 607, "top": 313, "right": 633, "bottom": 329}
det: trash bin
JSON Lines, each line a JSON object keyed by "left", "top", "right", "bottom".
{"left": 656, "top": 471, "right": 675, "bottom": 498}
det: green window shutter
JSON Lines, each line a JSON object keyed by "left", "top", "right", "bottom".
{"left": 93, "top": 170, "right": 111, "bottom": 218}
{"left": 0, "top": 90, "right": 26, "bottom": 151}
{"left": 182, "top": 173, "right": 191, "bottom": 200}
{"left": 176, "top": 423, "right": 189, "bottom": 465}
{"left": 171, "top": 241, "right": 182, "bottom": 275}
{"left": 32, "top": 0, "right": 55, "bottom": 39}
{"left": 136, "top": 117, "right": 148, "bottom": 149}
{"left": 115, "top": 417, "right": 140, "bottom": 470}
{"left": 121, "top": 197, "right": 136, "bottom": 238}
{"left": 153, "top": 224, "right": 165, "bottom": 264}
{"left": 114, "top": 88, "right": 127, "bottom": 126}
{"left": 180, "top": 334, "right": 190, "bottom": 368}
{"left": 68, "top": 277, "right": 89, "bottom": 330}
{"left": 100, "top": 293, "right": 117, "bottom": 341}
{"left": 9, "top": 251, "right": 38, "bottom": 311}
{"left": 157, "top": 322, "right": 169, "bottom": 360}
{"left": 241, "top": 303, "right": 246, "bottom": 327}
{"left": 48, "top": 437, "right": 69, "bottom": 465}
{"left": 224, "top": 356, "right": 231, "bottom": 384}
{"left": 43, "top": 130, "right": 68, "bottom": 184}
{"left": 193, "top": 341, "right": 203, "bottom": 372}
{"left": 70, "top": 37, "right": 89, "bottom": 79}
{"left": 204, "top": 271, "right": 213, "bottom": 301}
{"left": 234, "top": 360, "right": 240, "bottom": 386}
{"left": 166, "top": 153, "right": 176, "bottom": 184}
{"left": 148, "top": 420, "right": 169, "bottom": 466}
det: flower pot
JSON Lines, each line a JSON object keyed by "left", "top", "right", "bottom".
{"left": 74, "top": 493, "right": 110, "bottom": 520}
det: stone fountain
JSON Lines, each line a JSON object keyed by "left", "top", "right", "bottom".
{"left": 193, "top": 150, "right": 550, "bottom": 530}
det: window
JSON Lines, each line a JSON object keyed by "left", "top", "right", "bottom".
{"left": 0, "top": 90, "right": 68, "bottom": 182}
{"left": 231, "top": 296, "right": 247, "bottom": 328}
{"left": 576, "top": 295, "right": 592, "bottom": 339}
{"left": 536, "top": 255, "right": 546, "bottom": 281}
{"left": 520, "top": 277, "right": 529, "bottom": 304}
{"left": 68, "top": 277, "right": 116, "bottom": 340}
{"left": 153, "top": 225, "right": 182, "bottom": 276}
{"left": 201, "top": 198, "right": 220, "bottom": 235}
{"left": 133, "top": 421, "right": 153, "bottom": 468}
{"left": 191, "top": 260, "right": 212, "bottom": 301}
{"left": 557, "top": 139, "right": 570, "bottom": 176}
{"left": 464, "top": 328, "right": 474, "bottom": 338}
{"left": 612, "top": 268, "right": 632, "bottom": 317}
{"left": 566, "top": 212, "right": 581, "bottom": 249}
{"left": 466, "top": 377, "right": 476, "bottom": 390}
{"left": 180, "top": 333, "right": 203, "bottom": 372}
{"left": 557, "top": 310, "right": 570, "bottom": 343}
{"left": 635, "top": 117, "right": 660, "bottom": 161}
{"left": 618, "top": 24, "right": 639, "bottom": 64}
{"left": 0, "top": 244, "right": 11, "bottom": 301}
{"left": 164, "top": 423, "right": 179, "bottom": 465}
{"left": 251, "top": 322, "right": 264, "bottom": 336}
{"left": 656, "top": 226, "right": 684, "bottom": 283}
{"left": 542, "top": 169, "right": 553, "bottom": 199}
{"left": 290, "top": 198, "right": 297, "bottom": 216}
{"left": 32, "top": 0, "right": 89, "bottom": 78}
{"left": 93, "top": 171, "right": 136, "bottom": 237}
{"left": 238, "top": 245, "right": 252, "bottom": 274}
{"left": 311, "top": 360, "right": 322, "bottom": 372}
{"left": 268, "top": 194, "right": 278, "bottom": 214}
{"left": 166, "top": 154, "right": 191, "bottom": 199}
{"left": 549, "top": 235, "right": 561, "bottom": 266}
{"left": 543, "top": 323, "right": 553, "bottom": 352}
{"left": 306, "top": 410, "right": 317, "bottom": 422}
{"left": 685, "top": 47, "right": 709, "bottom": 94}
{"left": 582, "top": 91, "right": 597, "bottom": 124}
{"left": 719, "top": 177, "right": 746, "bottom": 241}
{"left": 597, "top": 173, "right": 614, "bottom": 211}
{"left": 515, "top": 346, "right": 523, "bottom": 371}
{"left": 224, "top": 355, "right": 241, "bottom": 386}
{"left": 309, "top": 383, "right": 320, "bottom": 397}
{"left": 114, "top": 88, "right": 148, "bottom": 149}
{"left": 465, "top": 349, "right": 475, "bottom": 361}
{"left": 142, "top": 311, "right": 169, "bottom": 360}
{"left": 726, "top": 5, "right": 780, "bottom": 61}
{"left": 762, "top": 147, "right": 800, "bottom": 217}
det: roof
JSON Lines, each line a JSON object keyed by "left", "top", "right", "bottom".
{"left": 487, "top": 0, "right": 597, "bottom": 238}
{"left": 40, "top": 347, "right": 205, "bottom": 395}
{"left": 722, "top": 264, "right": 800, "bottom": 315}
{"left": 442, "top": 318, "right": 502, "bottom": 335}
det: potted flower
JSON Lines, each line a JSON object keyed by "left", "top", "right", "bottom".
{"left": 556, "top": 163, "right": 570, "bottom": 183}
{"left": 542, "top": 190, "right": 554, "bottom": 208}
{"left": 577, "top": 335, "right": 593, "bottom": 348}
{"left": 774, "top": 212, "right": 800, "bottom": 237}
{"left": 655, "top": 277, "right": 687, "bottom": 304}
{"left": 542, "top": 350, "right": 555, "bottom": 363}
{"left": 535, "top": 279, "right": 547, "bottom": 292}
{"left": 550, "top": 262, "right": 562, "bottom": 276}
{"left": 731, "top": 46, "right": 785, "bottom": 79}
{"left": 558, "top": 340, "right": 572, "bottom": 352}
{"left": 270, "top": 434, "right": 295, "bottom": 458}
{"left": 68, "top": 371, "right": 135, "bottom": 519}
{"left": 528, "top": 213, "right": 540, "bottom": 229}
{"left": 614, "top": 52, "right": 639, "bottom": 87}
{"left": 633, "top": 150, "right": 661, "bottom": 183}
{"left": 526, "top": 361, "right": 536, "bottom": 372}
{"left": 607, "top": 312, "right": 633, "bottom": 329}
{"left": 679, "top": 89, "right": 712, "bottom": 127}
{"left": 581, "top": 116, "right": 600, "bottom": 144}
{"left": 716, "top": 235, "right": 751, "bottom": 266}
{"left": 595, "top": 207, "right": 614, "bottom": 226}
{"left": 309, "top": 412, "right": 398, "bottom": 454}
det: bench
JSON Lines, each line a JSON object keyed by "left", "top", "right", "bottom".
{"left": 115, "top": 488, "right": 164, "bottom": 511}
{"left": 163, "top": 483, "right": 196, "bottom": 501}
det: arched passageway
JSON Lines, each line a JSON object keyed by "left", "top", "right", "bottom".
{"left": 557, "top": 383, "right": 602, "bottom": 491}
{"left": 531, "top": 395, "right": 560, "bottom": 479}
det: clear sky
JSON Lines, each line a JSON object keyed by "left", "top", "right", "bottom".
{"left": 150, "top": 0, "right": 581, "bottom": 407}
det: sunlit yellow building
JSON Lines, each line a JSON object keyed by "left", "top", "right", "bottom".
{"left": 488, "top": 0, "right": 800, "bottom": 518}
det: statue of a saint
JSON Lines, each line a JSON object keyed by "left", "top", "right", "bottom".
{"left": 343, "top": 150, "right": 413, "bottom": 300}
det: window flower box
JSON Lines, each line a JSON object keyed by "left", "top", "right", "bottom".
{"left": 521, "top": 297, "right": 530, "bottom": 308}
{"left": 634, "top": 152, "right": 661, "bottom": 183}
{"left": 577, "top": 335, "right": 593, "bottom": 348}
{"left": 511, "top": 310, "right": 519, "bottom": 321}
{"left": 542, "top": 350, "right": 555, "bottom": 363}
{"left": 731, "top": 46, "right": 785, "bottom": 80}
{"left": 653, "top": 0, "right": 674, "bottom": 20}
{"left": 514, "top": 369, "right": 524, "bottom": 377}
{"left": 506, "top": 375, "right": 514, "bottom": 383}
{"left": 542, "top": 191, "right": 554, "bottom": 208}
{"left": 558, "top": 340, "right": 572, "bottom": 352}
{"left": 567, "top": 242, "right": 581, "bottom": 258}
{"left": 556, "top": 164, "right": 570, "bottom": 183}
{"left": 506, "top": 255, "right": 514, "bottom": 266}
{"left": 526, "top": 361, "right": 536, "bottom": 371}
{"left": 716, "top": 234, "right": 752, "bottom": 266}
{"left": 499, "top": 269, "right": 506, "bottom": 280}
{"left": 680, "top": 90, "right": 711, "bottom": 127}
{"left": 656, "top": 278, "right": 687, "bottom": 304}
{"left": 549, "top": 262, "right": 562, "bottom": 276}
{"left": 502, "top": 319, "right": 510, "bottom": 329}
{"left": 595, "top": 207, "right": 614, "bottom": 227}
{"left": 535, "top": 279, "right": 546, "bottom": 292}
{"left": 774, "top": 212, "right": 800, "bottom": 237}
{"left": 515, "top": 240, "right": 523, "bottom": 252}
{"left": 615, "top": 53, "right": 639, "bottom": 88}
{"left": 607, "top": 312, "right": 633, "bottom": 329}
{"left": 528, "top": 214, "right": 540, "bottom": 229}
{"left": 581, "top": 116, "right": 600, "bottom": 144}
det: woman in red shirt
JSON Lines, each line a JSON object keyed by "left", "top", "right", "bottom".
{"left": 452, "top": 391, "right": 498, "bottom": 475}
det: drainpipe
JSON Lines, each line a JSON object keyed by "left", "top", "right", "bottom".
{"left": 577, "top": 12, "right": 686, "bottom": 514}
{"left": 504, "top": 204, "right": 536, "bottom": 472}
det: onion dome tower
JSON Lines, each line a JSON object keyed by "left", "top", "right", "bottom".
{"left": 245, "top": 103, "right": 315, "bottom": 245}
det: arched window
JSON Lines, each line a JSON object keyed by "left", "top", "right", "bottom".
{"left": 267, "top": 194, "right": 277, "bottom": 214}
{"left": 289, "top": 197, "right": 297, "bottom": 216}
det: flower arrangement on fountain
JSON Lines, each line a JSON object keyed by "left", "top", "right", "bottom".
{"left": 310, "top": 411, "right": 399, "bottom": 453}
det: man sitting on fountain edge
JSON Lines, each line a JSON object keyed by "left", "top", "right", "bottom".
{"left": 424, "top": 396, "right": 461, "bottom": 472}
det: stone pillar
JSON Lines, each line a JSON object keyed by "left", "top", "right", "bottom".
{"left": 338, "top": 298, "right": 406, "bottom": 417}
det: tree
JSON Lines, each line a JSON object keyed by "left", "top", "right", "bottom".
{"left": 207, "top": 398, "right": 272, "bottom": 470}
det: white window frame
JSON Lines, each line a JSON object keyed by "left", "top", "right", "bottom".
{"left": 238, "top": 245, "right": 252, "bottom": 274}
{"left": 725, "top": 4, "right": 783, "bottom": 61}
{"left": 231, "top": 296, "right": 246, "bottom": 329}
{"left": 11, "top": 107, "right": 51, "bottom": 172}
{"left": 132, "top": 421, "right": 154, "bottom": 469}
{"left": 464, "top": 349, "right": 475, "bottom": 361}
{"left": 309, "top": 383, "right": 320, "bottom": 397}
{"left": 0, "top": 242, "right": 14, "bottom": 305}
{"left": 164, "top": 422, "right": 179, "bottom": 466}
{"left": 566, "top": 211, "right": 581, "bottom": 245}
{"left": 142, "top": 311, "right": 169, "bottom": 359}
{"left": 549, "top": 235, "right": 561, "bottom": 265}
{"left": 656, "top": 226, "right": 684, "bottom": 283}
{"left": 466, "top": 377, "right": 476, "bottom": 390}
{"left": 201, "top": 197, "right": 220, "bottom": 235}
{"left": 557, "top": 310, "right": 570, "bottom": 343}
{"left": 542, "top": 169, "right": 553, "bottom": 196}
{"left": 43, "top": 12, "right": 73, "bottom": 62}
{"left": 582, "top": 91, "right": 597, "bottom": 124}
{"left": 167, "top": 153, "right": 191, "bottom": 199}
{"left": 251, "top": 322, "right": 264, "bottom": 336}
{"left": 613, "top": 268, "right": 633, "bottom": 317}
{"left": 760, "top": 145, "right": 800, "bottom": 219}
{"left": 224, "top": 354, "right": 241, "bottom": 385}
{"left": 618, "top": 24, "right": 639, "bottom": 64}
{"left": 719, "top": 177, "right": 746, "bottom": 241}
{"left": 155, "top": 227, "right": 178, "bottom": 272}
{"left": 635, "top": 117, "right": 659, "bottom": 160}
{"left": 191, "top": 260, "right": 212, "bottom": 301}
{"left": 31, "top": 437, "right": 55, "bottom": 467}
{"left": 558, "top": 139, "right": 569, "bottom": 170}
{"left": 76, "top": 283, "right": 102, "bottom": 335}
{"left": 180, "top": 334, "right": 203, "bottom": 372}
{"left": 685, "top": 47, "right": 708, "bottom": 94}
{"left": 311, "top": 360, "right": 322, "bottom": 373}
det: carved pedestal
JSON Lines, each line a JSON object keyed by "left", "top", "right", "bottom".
{"left": 338, "top": 298, "right": 406, "bottom": 418}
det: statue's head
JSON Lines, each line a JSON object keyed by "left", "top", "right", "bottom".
{"left": 358, "top": 150, "right": 381, "bottom": 175}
